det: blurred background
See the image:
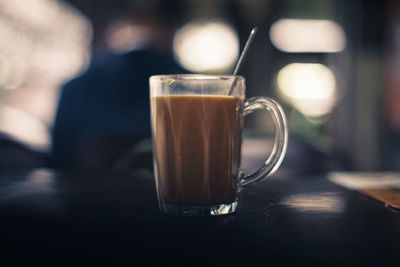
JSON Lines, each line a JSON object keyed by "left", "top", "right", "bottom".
{"left": 0, "top": 0, "right": 398, "bottom": 173}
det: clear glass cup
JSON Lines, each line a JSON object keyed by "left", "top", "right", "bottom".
{"left": 150, "top": 74, "right": 288, "bottom": 215}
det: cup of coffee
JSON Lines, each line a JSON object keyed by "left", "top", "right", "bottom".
{"left": 150, "top": 74, "right": 288, "bottom": 215}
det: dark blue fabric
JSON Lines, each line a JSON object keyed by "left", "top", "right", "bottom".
{"left": 51, "top": 49, "right": 186, "bottom": 169}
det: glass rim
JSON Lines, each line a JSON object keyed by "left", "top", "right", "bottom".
{"left": 150, "top": 74, "right": 245, "bottom": 82}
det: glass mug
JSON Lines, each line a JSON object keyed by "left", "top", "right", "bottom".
{"left": 150, "top": 74, "right": 288, "bottom": 215}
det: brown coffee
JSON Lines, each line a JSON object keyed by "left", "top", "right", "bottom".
{"left": 151, "top": 95, "right": 244, "bottom": 205}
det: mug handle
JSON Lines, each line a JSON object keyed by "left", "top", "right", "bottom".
{"left": 240, "top": 97, "right": 288, "bottom": 188}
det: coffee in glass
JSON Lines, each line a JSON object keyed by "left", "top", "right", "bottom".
{"left": 150, "top": 74, "right": 287, "bottom": 215}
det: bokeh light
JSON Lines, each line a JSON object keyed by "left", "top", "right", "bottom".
{"left": 173, "top": 19, "right": 239, "bottom": 72}
{"left": 0, "top": 105, "right": 49, "bottom": 148}
{"left": 277, "top": 63, "right": 337, "bottom": 117}
{"left": 105, "top": 20, "right": 152, "bottom": 54}
{"left": 0, "top": 0, "right": 92, "bottom": 147}
{"left": 0, "top": 0, "right": 92, "bottom": 90}
{"left": 270, "top": 19, "right": 346, "bottom": 53}
{"left": 280, "top": 193, "right": 344, "bottom": 213}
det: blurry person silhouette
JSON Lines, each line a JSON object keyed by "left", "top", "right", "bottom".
{"left": 52, "top": 0, "right": 186, "bottom": 171}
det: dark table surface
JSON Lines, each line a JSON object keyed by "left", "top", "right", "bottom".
{"left": 1, "top": 168, "right": 399, "bottom": 266}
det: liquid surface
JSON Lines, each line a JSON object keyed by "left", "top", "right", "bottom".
{"left": 151, "top": 95, "right": 243, "bottom": 205}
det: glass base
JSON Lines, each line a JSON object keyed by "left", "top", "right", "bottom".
{"left": 160, "top": 201, "right": 238, "bottom": 216}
